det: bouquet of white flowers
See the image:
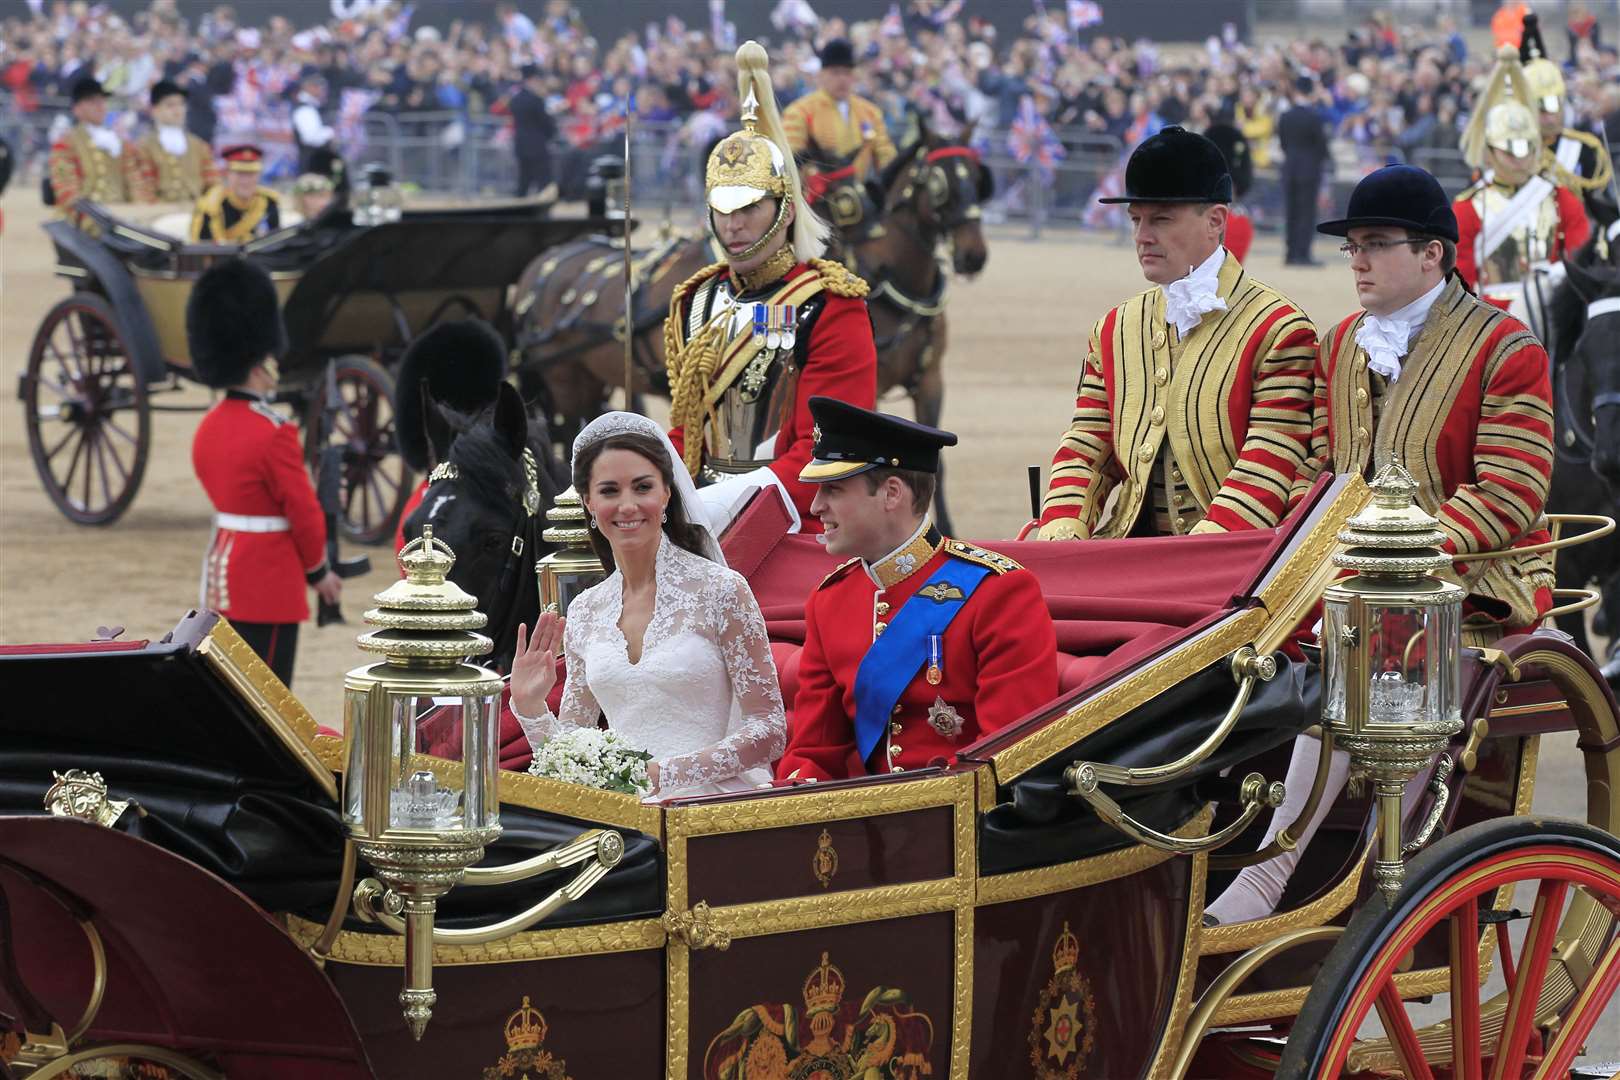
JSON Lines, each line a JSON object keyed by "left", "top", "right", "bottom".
{"left": 527, "top": 727, "right": 654, "bottom": 796}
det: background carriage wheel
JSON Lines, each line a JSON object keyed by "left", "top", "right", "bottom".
{"left": 1279, "top": 817, "right": 1620, "bottom": 1080}
{"left": 23, "top": 293, "right": 151, "bottom": 526}
{"left": 307, "top": 354, "right": 409, "bottom": 546}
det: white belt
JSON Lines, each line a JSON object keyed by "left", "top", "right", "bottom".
{"left": 215, "top": 513, "right": 290, "bottom": 532}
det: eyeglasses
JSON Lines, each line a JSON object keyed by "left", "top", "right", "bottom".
{"left": 1339, "top": 238, "right": 1432, "bottom": 259}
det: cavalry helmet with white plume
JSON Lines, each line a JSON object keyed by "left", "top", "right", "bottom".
{"left": 705, "top": 40, "right": 830, "bottom": 264}
{"left": 1459, "top": 45, "right": 1538, "bottom": 169}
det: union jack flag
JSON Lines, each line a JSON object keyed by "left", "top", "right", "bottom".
{"left": 1067, "top": 0, "right": 1103, "bottom": 29}
{"left": 1007, "top": 94, "right": 1065, "bottom": 183}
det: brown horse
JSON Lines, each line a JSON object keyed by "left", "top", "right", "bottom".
{"left": 511, "top": 129, "right": 992, "bottom": 529}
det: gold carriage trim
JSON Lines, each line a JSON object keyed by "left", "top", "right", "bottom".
{"left": 284, "top": 913, "right": 666, "bottom": 966}
{"left": 977, "top": 807, "right": 1214, "bottom": 906}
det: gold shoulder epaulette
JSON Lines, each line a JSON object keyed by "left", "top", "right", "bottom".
{"left": 819, "top": 557, "right": 862, "bottom": 589}
{"left": 196, "top": 185, "right": 226, "bottom": 212}
{"left": 944, "top": 539, "right": 1021, "bottom": 575}
{"left": 807, "top": 258, "right": 870, "bottom": 298}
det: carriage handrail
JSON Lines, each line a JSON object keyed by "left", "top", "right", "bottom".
{"left": 1446, "top": 513, "right": 1614, "bottom": 561}
{"left": 351, "top": 828, "right": 624, "bottom": 947}
{"left": 1063, "top": 646, "right": 1277, "bottom": 789}
{"left": 1210, "top": 726, "right": 1337, "bottom": 871}
{"left": 1069, "top": 769, "right": 1286, "bottom": 856}
{"left": 1542, "top": 586, "right": 1603, "bottom": 621}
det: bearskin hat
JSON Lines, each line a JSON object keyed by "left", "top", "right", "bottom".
{"left": 394, "top": 318, "right": 508, "bottom": 471}
{"left": 186, "top": 258, "right": 287, "bottom": 388}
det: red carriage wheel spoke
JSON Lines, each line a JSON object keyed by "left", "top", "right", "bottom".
{"left": 1531, "top": 927, "right": 1620, "bottom": 1080}
{"left": 1496, "top": 912, "right": 1518, "bottom": 990}
{"left": 1489, "top": 879, "right": 1569, "bottom": 1080}
{"left": 1374, "top": 977, "right": 1437, "bottom": 1080}
{"left": 1450, "top": 895, "right": 1484, "bottom": 1080}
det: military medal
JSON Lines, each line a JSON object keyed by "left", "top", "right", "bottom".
{"left": 751, "top": 303, "right": 796, "bottom": 351}
{"left": 926, "top": 633, "right": 943, "bottom": 685}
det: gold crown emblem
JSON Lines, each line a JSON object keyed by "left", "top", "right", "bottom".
{"left": 803, "top": 951, "right": 847, "bottom": 1015}
{"left": 1051, "top": 922, "right": 1080, "bottom": 974}
{"left": 504, "top": 995, "right": 548, "bottom": 1051}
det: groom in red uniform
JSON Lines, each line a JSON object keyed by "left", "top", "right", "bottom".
{"left": 777, "top": 398, "right": 1057, "bottom": 781}
{"left": 190, "top": 259, "right": 340, "bottom": 685}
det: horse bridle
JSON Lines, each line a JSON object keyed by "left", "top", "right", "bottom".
{"left": 1589, "top": 296, "right": 1620, "bottom": 415}
{"left": 426, "top": 449, "right": 543, "bottom": 671}
{"left": 867, "top": 146, "right": 985, "bottom": 349}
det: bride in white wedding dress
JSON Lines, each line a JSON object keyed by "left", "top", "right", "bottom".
{"left": 508, "top": 412, "right": 787, "bottom": 799}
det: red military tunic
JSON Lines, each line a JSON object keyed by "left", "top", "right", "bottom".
{"left": 667, "top": 259, "right": 878, "bottom": 530}
{"left": 1452, "top": 178, "right": 1590, "bottom": 292}
{"left": 777, "top": 526, "right": 1058, "bottom": 781}
{"left": 193, "top": 392, "right": 329, "bottom": 623}
{"left": 1292, "top": 277, "right": 1555, "bottom": 634}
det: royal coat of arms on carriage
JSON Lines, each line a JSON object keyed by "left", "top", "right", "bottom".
{"left": 481, "top": 996, "right": 575, "bottom": 1080}
{"left": 703, "top": 951, "right": 935, "bottom": 1079}
{"left": 1027, "top": 922, "right": 1097, "bottom": 1078}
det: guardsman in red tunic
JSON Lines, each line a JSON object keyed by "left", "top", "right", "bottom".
{"left": 189, "top": 259, "right": 340, "bottom": 685}
{"left": 392, "top": 317, "right": 510, "bottom": 554}
{"left": 776, "top": 398, "right": 1057, "bottom": 781}
{"left": 1036, "top": 126, "right": 1318, "bottom": 540}
{"left": 47, "top": 77, "right": 129, "bottom": 222}
{"left": 664, "top": 41, "right": 878, "bottom": 536}
{"left": 1209, "top": 164, "right": 1556, "bottom": 927}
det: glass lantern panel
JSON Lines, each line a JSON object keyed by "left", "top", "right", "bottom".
{"left": 459, "top": 691, "right": 501, "bottom": 830}
{"left": 342, "top": 689, "right": 368, "bottom": 828}
{"left": 545, "top": 568, "right": 603, "bottom": 617}
{"left": 387, "top": 694, "right": 463, "bottom": 830}
{"left": 1321, "top": 596, "right": 1349, "bottom": 726}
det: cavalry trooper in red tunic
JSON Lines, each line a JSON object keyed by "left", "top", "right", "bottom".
{"left": 664, "top": 41, "right": 878, "bottom": 535}
{"left": 776, "top": 398, "right": 1057, "bottom": 781}
{"left": 1036, "top": 126, "right": 1319, "bottom": 540}
{"left": 189, "top": 259, "right": 340, "bottom": 685}
{"left": 1209, "top": 165, "right": 1557, "bottom": 926}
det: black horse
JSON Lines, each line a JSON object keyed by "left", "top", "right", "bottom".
{"left": 1547, "top": 228, "right": 1620, "bottom": 682}
{"left": 400, "top": 383, "right": 570, "bottom": 672}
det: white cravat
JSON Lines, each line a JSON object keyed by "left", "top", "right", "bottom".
{"left": 1354, "top": 278, "right": 1445, "bottom": 382}
{"left": 86, "top": 123, "right": 122, "bottom": 158}
{"left": 157, "top": 124, "right": 188, "bottom": 157}
{"left": 1162, "top": 246, "right": 1228, "bottom": 338}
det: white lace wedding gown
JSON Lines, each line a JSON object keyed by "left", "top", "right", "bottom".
{"left": 517, "top": 534, "right": 787, "bottom": 799}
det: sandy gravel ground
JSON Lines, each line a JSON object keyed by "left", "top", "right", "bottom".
{"left": 2, "top": 189, "right": 1614, "bottom": 1060}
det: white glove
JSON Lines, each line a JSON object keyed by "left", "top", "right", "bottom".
{"left": 696, "top": 467, "right": 802, "bottom": 535}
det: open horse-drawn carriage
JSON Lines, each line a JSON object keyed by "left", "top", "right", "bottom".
{"left": 2, "top": 473, "right": 1619, "bottom": 1079}
{"left": 17, "top": 201, "right": 599, "bottom": 541}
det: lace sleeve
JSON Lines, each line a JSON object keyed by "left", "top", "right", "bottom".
{"left": 516, "top": 604, "right": 604, "bottom": 755}
{"left": 655, "top": 571, "right": 787, "bottom": 792}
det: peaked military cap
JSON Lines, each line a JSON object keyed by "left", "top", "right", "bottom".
{"left": 1317, "top": 164, "right": 1458, "bottom": 243}
{"left": 1097, "top": 125, "right": 1232, "bottom": 204}
{"left": 800, "top": 397, "right": 958, "bottom": 483}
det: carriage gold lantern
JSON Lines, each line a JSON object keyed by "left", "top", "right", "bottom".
{"left": 1321, "top": 464, "right": 1464, "bottom": 905}
{"left": 341, "top": 526, "right": 504, "bottom": 1039}
{"left": 537, "top": 485, "right": 606, "bottom": 615}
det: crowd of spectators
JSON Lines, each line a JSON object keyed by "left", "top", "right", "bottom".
{"left": 1, "top": 0, "right": 1616, "bottom": 201}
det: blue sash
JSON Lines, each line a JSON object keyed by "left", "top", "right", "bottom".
{"left": 853, "top": 557, "right": 992, "bottom": 767}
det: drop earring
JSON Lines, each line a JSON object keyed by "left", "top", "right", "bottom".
{"left": 588, "top": 517, "right": 598, "bottom": 529}
{"left": 661, "top": 509, "right": 669, "bottom": 524}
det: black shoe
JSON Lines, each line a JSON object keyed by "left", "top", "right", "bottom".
{"left": 1202, "top": 913, "right": 1220, "bottom": 928}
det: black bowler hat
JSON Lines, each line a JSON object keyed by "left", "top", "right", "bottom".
{"left": 818, "top": 38, "right": 856, "bottom": 69}
{"left": 149, "top": 79, "right": 187, "bottom": 106}
{"left": 1097, "top": 126, "right": 1232, "bottom": 205}
{"left": 1316, "top": 164, "right": 1458, "bottom": 243}
{"left": 70, "top": 75, "right": 107, "bottom": 104}
{"left": 187, "top": 259, "right": 287, "bottom": 389}
{"left": 800, "top": 397, "right": 958, "bottom": 483}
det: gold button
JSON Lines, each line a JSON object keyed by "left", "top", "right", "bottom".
{"left": 891, "top": 721, "right": 903, "bottom": 737}
{"left": 1175, "top": 516, "right": 1187, "bottom": 530}
{"left": 874, "top": 621, "right": 887, "bottom": 636}
{"left": 1150, "top": 406, "right": 1165, "bottom": 425}
{"left": 1176, "top": 493, "right": 1189, "bottom": 507}
{"left": 1171, "top": 467, "right": 1183, "bottom": 482}
{"left": 1154, "top": 367, "right": 1169, "bottom": 385}
{"left": 889, "top": 743, "right": 903, "bottom": 758}
{"left": 875, "top": 601, "right": 890, "bottom": 616}
{"left": 1356, "top": 426, "right": 1369, "bottom": 443}
{"left": 1356, "top": 387, "right": 1369, "bottom": 405}
{"left": 891, "top": 765, "right": 905, "bottom": 774}
{"left": 1137, "top": 443, "right": 1154, "bottom": 462}
{"left": 1152, "top": 330, "right": 1167, "bottom": 349}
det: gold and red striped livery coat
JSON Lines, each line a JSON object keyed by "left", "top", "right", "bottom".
{"left": 1038, "top": 250, "right": 1319, "bottom": 538}
{"left": 47, "top": 124, "right": 129, "bottom": 212}
{"left": 1292, "top": 276, "right": 1555, "bottom": 632}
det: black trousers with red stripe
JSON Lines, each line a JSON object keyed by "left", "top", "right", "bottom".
{"left": 232, "top": 621, "right": 300, "bottom": 688}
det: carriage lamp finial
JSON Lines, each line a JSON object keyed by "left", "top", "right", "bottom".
{"left": 1322, "top": 463, "right": 1465, "bottom": 906}
{"left": 342, "top": 530, "right": 505, "bottom": 1039}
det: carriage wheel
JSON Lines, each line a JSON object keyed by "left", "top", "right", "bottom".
{"left": 22, "top": 294, "right": 151, "bottom": 526}
{"left": 311, "top": 354, "right": 409, "bottom": 546}
{"left": 1278, "top": 817, "right": 1620, "bottom": 1080}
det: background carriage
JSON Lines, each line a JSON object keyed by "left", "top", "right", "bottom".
{"left": 18, "top": 201, "right": 599, "bottom": 542}
{"left": 3, "top": 475, "right": 1618, "bottom": 1079}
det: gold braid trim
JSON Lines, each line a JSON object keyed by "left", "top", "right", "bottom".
{"left": 665, "top": 261, "right": 730, "bottom": 477}
{"left": 1543, "top": 128, "right": 1614, "bottom": 193}
{"left": 807, "top": 257, "right": 870, "bottom": 298}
